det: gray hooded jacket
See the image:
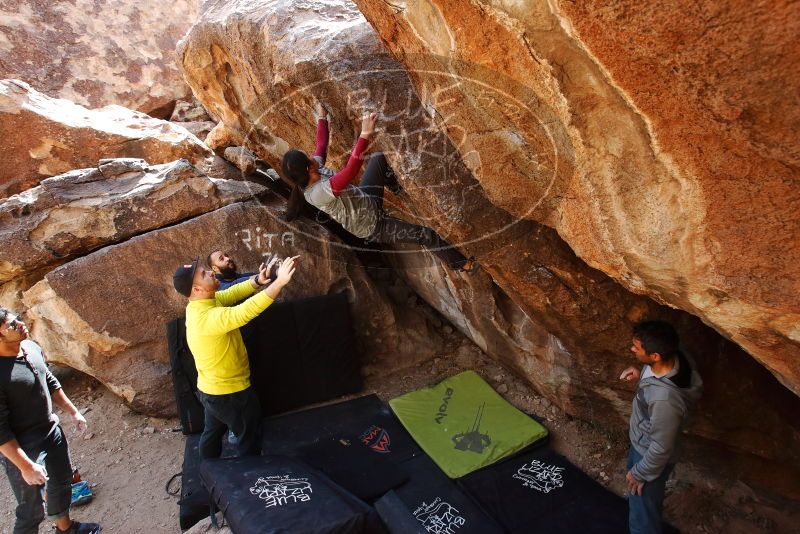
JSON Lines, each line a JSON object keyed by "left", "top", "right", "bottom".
{"left": 629, "top": 351, "right": 703, "bottom": 482}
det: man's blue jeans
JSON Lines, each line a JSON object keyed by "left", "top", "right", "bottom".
{"left": 627, "top": 447, "right": 673, "bottom": 534}
{"left": 2, "top": 425, "right": 72, "bottom": 534}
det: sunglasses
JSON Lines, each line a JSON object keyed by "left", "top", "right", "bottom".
{"left": 2, "top": 316, "right": 21, "bottom": 331}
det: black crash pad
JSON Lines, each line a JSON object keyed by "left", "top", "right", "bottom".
{"left": 200, "top": 454, "right": 385, "bottom": 534}
{"left": 385, "top": 454, "right": 504, "bottom": 534}
{"left": 457, "top": 447, "right": 629, "bottom": 533}
{"left": 178, "top": 434, "right": 236, "bottom": 530}
{"left": 261, "top": 394, "right": 421, "bottom": 500}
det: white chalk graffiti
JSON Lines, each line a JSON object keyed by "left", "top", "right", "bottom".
{"left": 237, "top": 228, "right": 295, "bottom": 252}
{"left": 250, "top": 475, "right": 312, "bottom": 508}
{"left": 413, "top": 497, "right": 466, "bottom": 534}
{"left": 513, "top": 460, "right": 565, "bottom": 493}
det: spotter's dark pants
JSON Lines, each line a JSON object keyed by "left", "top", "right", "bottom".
{"left": 2, "top": 425, "right": 72, "bottom": 534}
{"left": 196, "top": 387, "right": 262, "bottom": 459}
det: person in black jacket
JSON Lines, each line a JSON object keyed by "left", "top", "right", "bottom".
{"left": 0, "top": 308, "right": 101, "bottom": 534}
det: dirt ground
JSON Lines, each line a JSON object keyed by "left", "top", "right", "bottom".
{"left": 2, "top": 335, "right": 799, "bottom": 533}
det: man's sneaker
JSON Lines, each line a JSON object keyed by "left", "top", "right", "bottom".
{"left": 56, "top": 521, "right": 102, "bottom": 533}
{"left": 71, "top": 481, "right": 94, "bottom": 506}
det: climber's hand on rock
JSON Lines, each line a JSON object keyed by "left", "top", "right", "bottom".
{"left": 360, "top": 112, "right": 377, "bottom": 139}
{"left": 619, "top": 366, "right": 640, "bottom": 382}
{"left": 315, "top": 102, "right": 328, "bottom": 120}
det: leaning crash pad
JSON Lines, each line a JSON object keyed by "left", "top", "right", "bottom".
{"left": 389, "top": 370, "right": 548, "bottom": 478}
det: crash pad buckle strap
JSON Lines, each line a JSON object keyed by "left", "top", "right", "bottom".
{"left": 165, "top": 472, "right": 181, "bottom": 496}
{"left": 207, "top": 482, "right": 227, "bottom": 528}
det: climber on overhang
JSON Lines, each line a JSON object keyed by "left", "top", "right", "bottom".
{"left": 281, "top": 102, "right": 478, "bottom": 273}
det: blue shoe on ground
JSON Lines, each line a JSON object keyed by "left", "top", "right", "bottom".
{"left": 71, "top": 481, "right": 94, "bottom": 507}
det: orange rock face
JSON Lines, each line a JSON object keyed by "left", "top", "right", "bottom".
{"left": 177, "top": 0, "right": 800, "bottom": 476}
{"left": 0, "top": 0, "right": 197, "bottom": 116}
{"left": 353, "top": 0, "right": 800, "bottom": 396}
{"left": 0, "top": 80, "right": 212, "bottom": 198}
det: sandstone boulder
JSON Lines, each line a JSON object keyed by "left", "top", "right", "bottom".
{"left": 0, "top": 0, "right": 197, "bottom": 116}
{"left": 0, "top": 158, "right": 261, "bottom": 283}
{"left": 170, "top": 99, "right": 213, "bottom": 123}
{"left": 176, "top": 0, "right": 800, "bottom": 472}
{"left": 177, "top": 0, "right": 651, "bottom": 423}
{"left": 178, "top": 121, "right": 217, "bottom": 141}
{"left": 0, "top": 266, "right": 55, "bottom": 320}
{"left": 223, "top": 146, "right": 258, "bottom": 175}
{"left": 353, "top": 0, "right": 800, "bottom": 396}
{"left": 22, "top": 200, "right": 441, "bottom": 415}
{"left": 0, "top": 80, "right": 213, "bottom": 198}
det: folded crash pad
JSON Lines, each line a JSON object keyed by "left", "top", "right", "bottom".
{"left": 389, "top": 371, "right": 548, "bottom": 478}
{"left": 200, "top": 454, "right": 385, "bottom": 534}
{"left": 458, "top": 447, "right": 628, "bottom": 533}
{"left": 178, "top": 434, "right": 236, "bottom": 530}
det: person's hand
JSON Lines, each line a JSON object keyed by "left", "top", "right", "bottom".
{"left": 359, "top": 112, "right": 378, "bottom": 139}
{"left": 255, "top": 262, "right": 272, "bottom": 286}
{"left": 274, "top": 256, "right": 298, "bottom": 287}
{"left": 72, "top": 411, "right": 87, "bottom": 433}
{"left": 315, "top": 102, "right": 328, "bottom": 120}
{"left": 21, "top": 463, "right": 48, "bottom": 486}
{"left": 266, "top": 256, "right": 281, "bottom": 280}
{"left": 626, "top": 470, "right": 645, "bottom": 496}
{"left": 619, "top": 366, "right": 641, "bottom": 382}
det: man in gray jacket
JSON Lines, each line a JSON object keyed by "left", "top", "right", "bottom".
{"left": 619, "top": 321, "right": 702, "bottom": 534}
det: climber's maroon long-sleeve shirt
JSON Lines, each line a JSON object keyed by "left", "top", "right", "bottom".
{"left": 313, "top": 118, "right": 369, "bottom": 197}
{"left": 303, "top": 118, "right": 380, "bottom": 238}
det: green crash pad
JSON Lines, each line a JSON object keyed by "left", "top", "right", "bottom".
{"left": 389, "top": 370, "right": 548, "bottom": 478}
